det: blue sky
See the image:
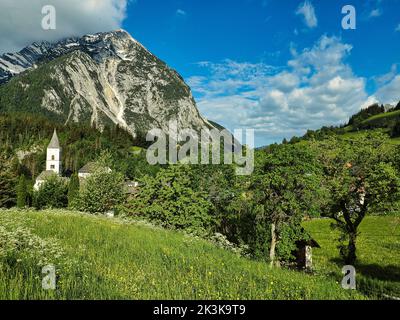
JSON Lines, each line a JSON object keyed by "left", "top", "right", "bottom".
{"left": 122, "top": 0, "right": 400, "bottom": 146}
{"left": 124, "top": 0, "right": 399, "bottom": 83}
{"left": 1, "top": 0, "right": 399, "bottom": 146}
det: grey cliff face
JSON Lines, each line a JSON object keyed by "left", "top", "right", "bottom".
{"left": 0, "top": 30, "right": 213, "bottom": 138}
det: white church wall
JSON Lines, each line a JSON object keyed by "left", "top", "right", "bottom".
{"left": 46, "top": 148, "right": 62, "bottom": 174}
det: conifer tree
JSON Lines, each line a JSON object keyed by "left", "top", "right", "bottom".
{"left": 16, "top": 174, "right": 28, "bottom": 208}
{"left": 0, "top": 154, "right": 17, "bottom": 208}
{"left": 68, "top": 173, "right": 80, "bottom": 208}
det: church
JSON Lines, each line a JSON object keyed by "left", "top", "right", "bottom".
{"left": 34, "top": 129, "right": 64, "bottom": 191}
{"left": 34, "top": 130, "right": 140, "bottom": 195}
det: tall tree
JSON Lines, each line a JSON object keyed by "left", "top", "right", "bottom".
{"left": 0, "top": 154, "right": 17, "bottom": 208}
{"left": 315, "top": 133, "right": 400, "bottom": 265}
{"left": 16, "top": 174, "right": 28, "bottom": 208}
{"left": 67, "top": 173, "right": 80, "bottom": 208}
{"left": 249, "top": 144, "right": 323, "bottom": 266}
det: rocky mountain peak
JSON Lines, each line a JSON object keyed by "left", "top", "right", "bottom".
{"left": 0, "top": 30, "right": 214, "bottom": 141}
{"left": 0, "top": 29, "right": 145, "bottom": 83}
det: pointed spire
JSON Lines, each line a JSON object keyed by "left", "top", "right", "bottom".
{"left": 48, "top": 129, "right": 60, "bottom": 149}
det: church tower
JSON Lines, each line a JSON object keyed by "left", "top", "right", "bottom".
{"left": 46, "top": 129, "right": 62, "bottom": 175}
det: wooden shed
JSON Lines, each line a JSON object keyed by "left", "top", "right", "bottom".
{"left": 294, "top": 238, "right": 320, "bottom": 271}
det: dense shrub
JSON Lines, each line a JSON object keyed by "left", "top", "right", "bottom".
{"left": 33, "top": 175, "right": 68, "bottom": 209}
{"left": 75, "top": 167, "right": 125, "bottom": 214}
{"left": 127, "top": 165, "right": 213, "bottom": 234}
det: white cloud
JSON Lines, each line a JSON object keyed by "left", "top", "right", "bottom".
{"left": 295, "top": 0, "right": 318, "bottom": 28}
{"left": 374, "top": 64, "right": 398, "bottom": 86}
{"left": 369, "top": 64, "right": 400, "bottom": 105}
{"left": 188, "top": 36, "right": 374, "bottom": 146}
{"left": 361, "top": 0, "right": 384, "bottom": 20}
{"left": 374, "top": 75, "right": 400, "bottom": 105}
{"left": 176, "top": 9, "right": 186, "bottom": 16}
{"left": 361, "top": 96, "right": 379, "bottom": 109}
{"left": 369, "top": 8, "right": 382, "bottom": 18}
{"left": 0, "top": 0, "right": 129, "bottom": 54}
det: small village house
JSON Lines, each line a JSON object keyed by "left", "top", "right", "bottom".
{"left": 294, "top": 238, "right": 320, "bottom": 270}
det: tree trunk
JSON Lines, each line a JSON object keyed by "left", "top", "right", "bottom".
{"left": 346, "top": 232, "right": 357, "bottom": 265}
{"left": 269, "top": 223, "right": 277, "bottom": 268}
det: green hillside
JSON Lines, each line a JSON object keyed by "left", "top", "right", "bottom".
{"left": 348, "top": 109, "right": 400, "bottom": 133}
{"left": 290, "top": 104, "right": 400, "bottom": 144}
{"left": 0, "top": 209, "right": 366, "bottom": 300}
{"left": 362, "top": 110, "right": 400, "bottom": 123}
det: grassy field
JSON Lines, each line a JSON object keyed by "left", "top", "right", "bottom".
{"left": 0, "top": 209, "right": 368, "bottom": 300}
{"left": 304, "top": 216, "right": 400, "bottom": 298}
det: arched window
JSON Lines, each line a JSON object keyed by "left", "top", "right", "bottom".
{"left": 51, "top": 155, "right": 55, "bottom": 160}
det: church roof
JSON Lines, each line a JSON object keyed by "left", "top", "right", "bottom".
{"left": 78, "top": 162, "right": 97, "bottom": 174}
{"left": 78, "top": 162, "right": 112, "bottom": 174}
{"left": 48, "top": 129, "right": 60, "bottom": 149}
{"left": 36, "top": 170, "right": 58, "bottom": 181}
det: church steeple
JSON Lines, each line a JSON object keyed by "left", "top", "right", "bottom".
{"left": 48, "top": 129, "right": 60, "bottom": 149}
{"left": 46, "top": 129, "right": 62, "bottom": 175}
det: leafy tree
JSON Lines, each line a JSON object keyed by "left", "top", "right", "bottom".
{"left": 33, "top": 175, "right": 68, "bottom": 209}
{"left": 248, "top": 144, "right": 323, "bottom": 266}
{"left": 122, "top": 150, "right": 161, "bottom": 180}
{"left": 316, "top": 133, "right": 400, "bottom": 265}
{"left": 76, "top": 165, "right": 125, "bottom": 214}
{"left": 67, "top": 173, "right": 80, "bottom": 208}
{"left": 16, "top": 174, "right": 28, "bottom": 208}
{"left": 190, "top": 163, "right": 240, "bottom": 237}
{"left": 127, "top": 165, "right": 213, "bottom": 234}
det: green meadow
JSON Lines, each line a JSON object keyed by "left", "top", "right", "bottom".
{"left": 304, "top": 216, "right": 400, "bottom": 298}
{"left": 0, "top": 209, "right": 370, "bottom": 300}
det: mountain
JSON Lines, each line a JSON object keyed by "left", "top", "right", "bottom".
{"left": 0, "top": 30, "right": 214, "bottom": 140}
